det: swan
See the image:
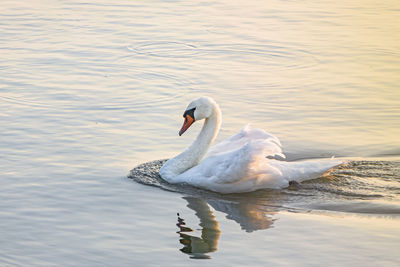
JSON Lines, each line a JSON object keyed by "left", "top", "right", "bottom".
{"left": 159, "top": 96, "right": 343, "bottom": 194}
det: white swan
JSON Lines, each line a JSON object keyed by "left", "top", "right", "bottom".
{"left": 159, "top": 96, "right": 343, "bottom": 194}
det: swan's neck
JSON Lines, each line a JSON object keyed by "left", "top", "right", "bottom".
{"left": 188, "top": 112, "right": 221, "bottom": 163}
{"left": 160, "top": 104, "right": 221, "bottom": 180}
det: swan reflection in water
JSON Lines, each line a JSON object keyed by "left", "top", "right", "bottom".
{"left": 176, "top": 197, "right": 220, "bottom": 259}
{"left": 128, "top": 160, "right": 286, "bottom": 258}
{"left": 176, "top": 196, "right": 278, "bottom": 259}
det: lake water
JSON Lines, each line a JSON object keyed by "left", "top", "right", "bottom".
{"left": 1, "top": 0, "right": 400, "bottom": 266}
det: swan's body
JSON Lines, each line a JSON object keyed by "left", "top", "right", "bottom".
{"left": 159, "top": 97, "right": 343, "bottom": 194}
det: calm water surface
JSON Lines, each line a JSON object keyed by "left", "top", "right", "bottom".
{"left": 1, "top": 0, "right": 400, "bottom": 266}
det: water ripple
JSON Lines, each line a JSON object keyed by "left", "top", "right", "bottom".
{"left": 127, "top": 41, "right": 317, "bottom": 70}
{"left": 128, "top": 41, "right": 200, "bottom": 58}
{"left": 129, "top": 159, "right": 400, "bottom": 215}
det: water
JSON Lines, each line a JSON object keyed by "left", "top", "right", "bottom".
{"left": 1, "top": 0, "right": 400, "bottom": 265}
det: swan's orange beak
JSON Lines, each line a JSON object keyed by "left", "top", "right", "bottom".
{"left": 179, "top": 115, "right": 194, "bottom": 136}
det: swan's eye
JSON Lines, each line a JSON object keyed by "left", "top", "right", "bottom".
{"left": 183, "top": 107, "right": 196, "bottom": 121}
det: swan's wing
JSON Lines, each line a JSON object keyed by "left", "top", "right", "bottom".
{"left": 174, "top": 139, "right": 285, "bottom": 193}
{"left": 205, "top": 124, "right": 285, "bottom": 159}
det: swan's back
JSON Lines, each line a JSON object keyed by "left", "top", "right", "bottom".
{"left": 205, "top": 125, "right": 284, "bottom": 159}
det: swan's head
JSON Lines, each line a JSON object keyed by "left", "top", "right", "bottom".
{"left": 179, "top": 96, "right": 217, "bottom": 136}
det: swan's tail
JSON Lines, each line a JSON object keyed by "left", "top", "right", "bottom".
{"left": 268, "top": 158, "right": 344, "bottom": 184}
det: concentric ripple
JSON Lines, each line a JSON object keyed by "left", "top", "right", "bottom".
{"left": 128, "top": 41, "right": 317, "bottom": 71}
{"left": 128, "top": 41, "right": 200, "bottom": 58}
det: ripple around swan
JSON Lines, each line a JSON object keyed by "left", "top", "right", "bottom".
{"left": 128, "top": 160, "right": 220, "bottom": 196}
{"left": 129, "top": 160, "right": 400, "bottom": 216}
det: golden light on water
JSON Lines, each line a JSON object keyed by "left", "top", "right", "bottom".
{"left": 1, "top": 0, "right": 400, "bottom": 265}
